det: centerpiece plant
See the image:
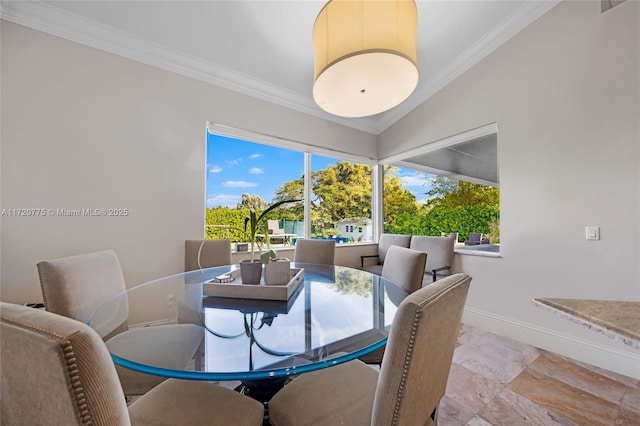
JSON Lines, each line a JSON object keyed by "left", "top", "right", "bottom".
{"left": 241, "top": 199, "right": 298, "bottom": 284}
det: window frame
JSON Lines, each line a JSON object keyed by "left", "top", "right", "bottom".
{"left": 206, "top": 122, "right": 499, "bottom": 249}
{"left": 206, "top": 122, "right": 378, "bottom": 242}
{"left": 379, "top": 123, "right": 500, "bottom": 254}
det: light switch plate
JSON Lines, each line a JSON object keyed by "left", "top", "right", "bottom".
{"left": 586, "top": 226, "right": 600, "bottom": 240}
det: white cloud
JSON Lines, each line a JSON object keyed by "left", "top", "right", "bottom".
{"left": 248, "top": 167, "right": 264, "bottom": 174}
{"left": 207, "top": 194, "right": 241, "bottom": 208}
{"left": 400, "top": 173, "right": 427, "bottom": 187}
{"left": 222, "top": 180, "right": 258, "bottom": 188}
{"left": 249, "top": 153, "right": 262, "bottom": 159}
{"left": 209, "top": 165, "right": 223, "bottom": 173}
{"left": 227, "top": 159, "right": 241, "bottom": 166}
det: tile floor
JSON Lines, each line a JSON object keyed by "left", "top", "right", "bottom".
{"left": 213, "top": 323, "right": 639, "bottom": 425}
{"left": 439, "top": 324, "right": 640, "bottom": 425}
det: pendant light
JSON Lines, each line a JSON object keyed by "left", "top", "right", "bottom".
{"left": 312, "top": 0, "right": 419, "bottom": 118}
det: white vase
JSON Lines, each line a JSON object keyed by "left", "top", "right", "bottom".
{"left": 264, "top": 260, "right": 291, "bottom": 285}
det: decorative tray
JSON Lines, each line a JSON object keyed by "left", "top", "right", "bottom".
{"left": 202, "top": 283, "right": 303, "bottom": 314}
{"left": 203, "top": 268, "right": 304, "bottom": 301}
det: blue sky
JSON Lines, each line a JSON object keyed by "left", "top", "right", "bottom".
{"left": 206, "top": 133, "right": 431, "bottom": 208}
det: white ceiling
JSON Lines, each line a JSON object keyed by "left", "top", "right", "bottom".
{"left": 398, "top": 133, "right": 499, "bottom": 185}
{"left": 1, "top": 0, "right": 559, "bottom": 135}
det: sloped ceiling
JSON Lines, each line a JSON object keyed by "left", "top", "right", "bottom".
{"left": 398, "top": 133, "right": 499, "bottom": 186}
{"left": 0, "top": 0, "right": 559, "bottom": 135}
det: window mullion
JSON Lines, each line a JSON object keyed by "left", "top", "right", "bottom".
{"left": 304, "top": 153, "right": 312, "bottom": 239}
{"left": 372, "top": 164, "right": 384, "bottom": 242}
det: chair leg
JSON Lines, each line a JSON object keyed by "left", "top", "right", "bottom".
{"left": 431, "top": 401, "right": 441, "bottom": 424}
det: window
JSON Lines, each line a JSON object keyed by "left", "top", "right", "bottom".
{"left": 381, "top": 124, "right": 500, "bottom": 250}
{"left": 206, "top": 129, "right": 374, "bottom": 245}
{"left": 205, "top": 122, "right": 498, "bottom": 251}
{"left": 206, "top": 132, "right": 304, "bottom": 242}
{"left": 310, "top": 154, "right": 373, "bottom": 243}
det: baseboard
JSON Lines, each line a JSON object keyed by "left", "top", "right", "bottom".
{"left": 462, "top": 306, "right": 640, "bottom": 380}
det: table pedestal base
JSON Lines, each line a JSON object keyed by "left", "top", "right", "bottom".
{"left": 236, "top": 377, "right": 287, "bottom": 401}
{"left": 236, "top": 377, "right": 289, "bottom": 425}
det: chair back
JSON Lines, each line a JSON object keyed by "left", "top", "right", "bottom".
{"left": 185, "top": 239, "right": 232, "bottom": 272}
{"left": 293, "top": 239, "right": 335, "bottom": 265}
{"left": 377, "top": 234, "right": 411, "bottom": 265}
{"left": 372, "top": 273, "right": 471, "bottom": 425}
{"left": 37, "top": 250, "right": 167, "bottom": 397}
{"left": 37, "top": 249, "right": 128, "bottom": 335}
{"left": 469, "top": 233, "right": 482, "bottom": 242}
{"left": 267, "top": 220, "right": 284, "bottom": 235}
{"left": 381, "top": 246, "right": 427, "bottom": 294}
{"left": 442, "top": 232, "right": 458, "bottom": 242}
{"left": 0, "top": 302, "right": 131, "bottom": 426}
{"left": 409, "top": 236, "right": 456, "bottom": 285}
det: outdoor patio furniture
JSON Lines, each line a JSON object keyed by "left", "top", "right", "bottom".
{"left": 268, "top": 220, "right": 284, "bottom": 235}
{"left": 465, "top": 233, "right": 489, "bottom": 246}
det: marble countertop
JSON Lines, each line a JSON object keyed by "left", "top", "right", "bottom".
{"left": 533, "top": 298, "right": 640, "bottom": 351}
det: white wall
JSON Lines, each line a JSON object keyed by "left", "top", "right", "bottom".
{"left": 0, "top": 21, "right": 376, "bottom": 304}
{"left": 2, "top": 1, "right": 638, "bottom": 379}
{"left": 381, "top": 1, "right": 639, "bottom": 378}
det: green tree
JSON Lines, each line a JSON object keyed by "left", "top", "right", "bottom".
{"left": 273, "top": 177, "right": 304, "bottom": 220}
{"left": 236, "top": 193, "right": 267, "bottom": 211}
{"left": 313, "top": 161, "right": 372, "bottom": 223}
{"left": 206, "top": 207, "right": 250, "bottom": 241}
{"left": 431, "top": 181, "right": 499, "bottom": 209}
{"left": 424, "top": 204, "right": 499, "bottom": 240}
{"left": 386, "top": 211, "right": 426, "bottom": 235}
{"left": 425, "top": 175, "right": 458, "bottom": 199}
{"left": 383, "top": 166, "right": 419, "bottom": 226}
{"left": 389, "top": 175, "right": 500, "bottom": 240}
{"left": 486, "top": 217, "right": 500, "bottom": 244}
{"left": 207, "top": 161, "right": 498, "bottom": 244}
{"left": 268, "top": 162, "right": 423, "bottom": 237}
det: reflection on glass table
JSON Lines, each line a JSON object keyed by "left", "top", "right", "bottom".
{"left": 88, "top": 263, "right": 408, "bottom": 386}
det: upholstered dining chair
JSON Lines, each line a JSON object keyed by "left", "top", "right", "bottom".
{"left": 268, "top": 273, "right": 472, "bottom": 426}
{"left": 37, "top": 249, "right": 166, "bottom": 397}
{"left": 184, "top": 239, "right": 232, "bottom": 272}
{"left": 380, "top": 245, "right": 427, "bottom": 294}
{"left": 0, "top": 302, "right": 264, "bottom": 426}
{"left": 184, "top": 239, "right": 232, "bottom": 363}
{"left": 293, "top": 239, "right": 336, "bottom": 265}
{"left": 360, "top": 233, "right": 412, "bottom": 275}
{"left": 409, "top": 235, "right": 456, "bottom": 286}
{"left": 358, "top": 245, "right": 426, "bottom": 365}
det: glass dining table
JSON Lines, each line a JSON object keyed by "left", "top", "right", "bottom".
{"left": 88, "top": 263, "right": 408, "bottom": 400}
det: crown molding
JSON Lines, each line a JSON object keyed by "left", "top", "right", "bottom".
{"left": 0, "top": 0, "right": 381, "bottom": 134}
{"left": 376, "top": 0, "right": 561, "bottom": 133}
{"left": 1, "top": 0, "right": 559, "bottom": 136}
